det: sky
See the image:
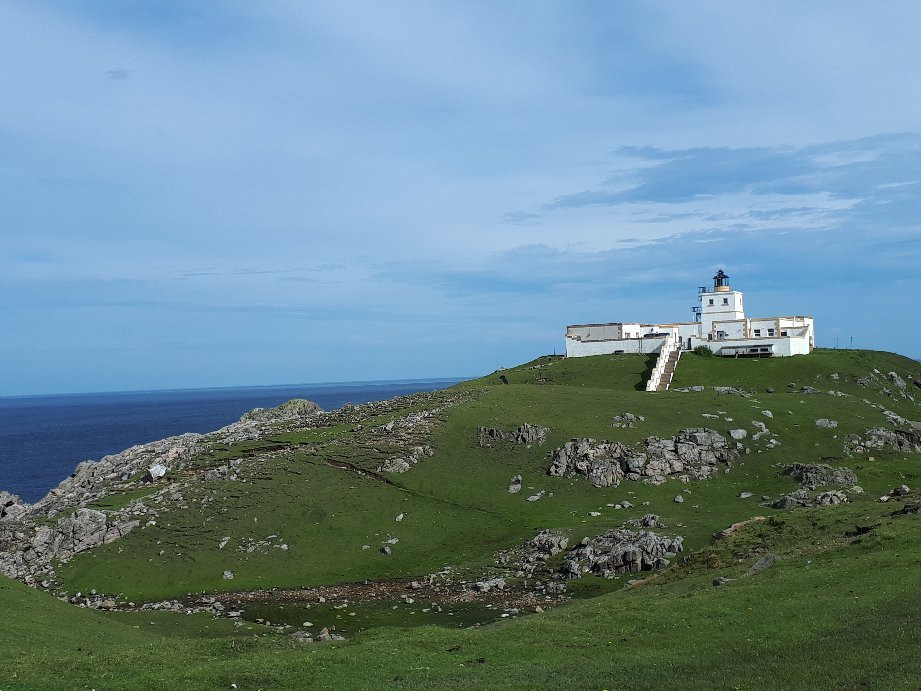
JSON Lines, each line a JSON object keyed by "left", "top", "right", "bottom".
{"left": 2, "top": 1, "right": 921, "bottom": 395}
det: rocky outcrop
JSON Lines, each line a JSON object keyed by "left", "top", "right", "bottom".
{"left": 0, "top": 492, "right": 29, "bottom": 522}
{"left": 562, "top": 529, "right": 683, "bottom": 579}
{"left": 845, "top": 427, "right": 921, "bottom": 456}
{"left": 0, "top": 508, "right": 139, "bottom": 580}
{"left": 240, "top": 398, "right": 322, "bottom": 423}
{"left": 529, "top": 530, "right": 569, "bottom": 557}
{"left": 378, "top": 445, "right": 433, "bottom": 473}
{"left": 548, "top": 428, "right": 739, "bottom": 487}
{"left": 30, "top": 433, "right": 203, "bottom": 519}
{"left": 781, "top": 463, "right": 858, "bottom": 490}
{"left": 772, "top": 488, "right": 849, "bottom": 509}
{"left": 478, "top": 423, "right": 549, "bottom": 447}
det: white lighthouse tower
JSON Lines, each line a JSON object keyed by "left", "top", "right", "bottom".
{"left": 699, "top": 269, "right": 745, "bottom": 339}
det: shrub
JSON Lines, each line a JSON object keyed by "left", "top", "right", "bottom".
{"left": 693, "top": 345, "right": 714, "bottom": 357}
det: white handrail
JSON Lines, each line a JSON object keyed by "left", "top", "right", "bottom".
{"left": 646, "top": 332, "right": 677, "bottom": 392}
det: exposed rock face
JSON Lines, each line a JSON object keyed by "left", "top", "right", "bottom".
{"left": 478, "top": 423, "right": 549, "bottom": 447}
{"left": 548, "top": 439, "right": 630, "bottom": 487}
{"left": 514, "top": 423, "right": 549, "bottom": 445}
{"left": 781, "top": 463, "right": 858, "bottom": 490}
{"left": 0, "top": 492, "right": 29, "bottom": 522}
{"left": 240, "top": 398, "right": 322, "bottom": 423}
{"left": 548, "top": 429, "right": 738, "bottom": 487}
{"left": 0, "top": 508, "right": 139, "bottom": 579}
{"left": 562, "top": 529, "right": 683, "bottom": 579}
{"left": 845, "top": 427, "right": 921, "bottom": 455}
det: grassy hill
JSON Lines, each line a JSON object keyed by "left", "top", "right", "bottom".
{"left": 2, "top": 348, "right": 921, "bottom": 689}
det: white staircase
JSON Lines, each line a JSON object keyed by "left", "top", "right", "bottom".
{"left": 646, "top": 332, "right": 681, "bottom": 392}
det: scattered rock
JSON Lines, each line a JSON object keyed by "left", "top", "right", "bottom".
{"left": 781, "top": 463, "right": 858, "bottom": 490}
{"left": 745, "top": 554, "right": 779, "bottom": 577}
{"left": 883, "top": 410, "right": 907, "bottom": 426}
{"left": 815, "top": 419, "right": 838, "bottom": 429}
{"left": 739, "top": 491, "right": 753, "bottom": 499}
{"left": 816, "top": 490, "right": 848, "bottom": 506}
{"left": 478, "top": 423, "right": 549, "bottom": 447}
{"left": 713, "top": 576, "right": 736, "bottom": 586}
{"left": 146, "top": 464, "right": 168, "bottom": 482}
{"left": 507, "top": 475, "right": 522, "bottom": 494}
{"left": 612, "top": 412, "right": 646, "bottom": 428}
{"left": 888, "top": 372, "right": 907, "bottom": 390}
{"left": 729, "top": 429, "right": 748, "bottom": 440}
{"left": 474, "top": 577, "right": 506, "bottom": 593}
{"left": 223, "top": 571, "right": 235, "bottom": 580}
{"left": 761, "top": 410, "right": 774, "bottom": 419}
{"left": 711, "top": 516, "right": 765, "bottom": 541}
{"left": 673, "top": 495, "right": 684, "bottom": 504}
{"left": 714, "top": 386, "right": 750, "bottom": 397}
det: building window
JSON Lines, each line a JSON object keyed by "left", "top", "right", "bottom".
{"left": 722, "top": 298, "right": 729, "bottom": 305}
{"left": 767, "top": 328, "right": 775, "bottom": 336}
{"left": 781, "top": 330, "right": 788, "bottom": 336}
{"left": 717, "top": 331, "right": 727, "bottom": 340}
{"left": 753, "top": 329, "right": 761, "bottom": 336}
{"left": 708, "top": 299, "right": 714, "bottom": 305}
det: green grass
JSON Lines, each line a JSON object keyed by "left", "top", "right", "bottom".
{"left": 3, "top": 348, "right": 921, "bottom": 688}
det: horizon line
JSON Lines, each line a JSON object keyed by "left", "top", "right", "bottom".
{"left": 0, "top": 376, "right": 476, "bottom": 402}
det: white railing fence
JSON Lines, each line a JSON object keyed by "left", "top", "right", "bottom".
{"left": 645, "top": 331, "right": 678, "bottom": 392}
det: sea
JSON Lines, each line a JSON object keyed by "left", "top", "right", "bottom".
{"left": 0, "top": 379, "right": 462, "bottom": 504}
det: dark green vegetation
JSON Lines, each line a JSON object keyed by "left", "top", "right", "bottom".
{"left": 3, "top": 348, "right": 921, "bottom": 689}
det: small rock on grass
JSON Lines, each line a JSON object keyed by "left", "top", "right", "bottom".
{"left": 745, "top": 554, "right": 779, "bottom": 577}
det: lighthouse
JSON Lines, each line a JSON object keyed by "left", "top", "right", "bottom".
{"left": 699, "top": 269, "right": 745, "bottom": 339}
{"left": 564, "top": 269, "right": 814, "bottom": 361}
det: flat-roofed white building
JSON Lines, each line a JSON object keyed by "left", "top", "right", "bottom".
{"left": 565, "top": 271, "right": 814, "bottom": 390}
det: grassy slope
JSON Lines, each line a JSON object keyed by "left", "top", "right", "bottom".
{"left": 3, "top": 349, "right": 921, "bottom": 688}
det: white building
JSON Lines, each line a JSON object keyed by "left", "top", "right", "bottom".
{"left": 565, "top": 271, "right": 814, "bottom": 390}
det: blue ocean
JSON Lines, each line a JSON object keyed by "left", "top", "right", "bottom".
{"left": 0, "top": 379, "right": 462, "bottom": 503}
